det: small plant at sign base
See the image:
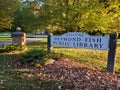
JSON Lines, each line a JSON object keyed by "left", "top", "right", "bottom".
{"left": 19, "top": 49, "right": 49, "bottom": 66}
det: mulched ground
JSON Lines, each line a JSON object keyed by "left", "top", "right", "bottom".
{"left": 28, "top": 59, "right": 120, "bottom": 90}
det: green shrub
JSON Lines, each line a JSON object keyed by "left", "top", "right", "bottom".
{"left": 0, "top": 44, "right": 24, "bottom": 53}
{"left": 18, "top": 49, "right": 66, "bottom": 67}
{"left": 19, "top": 49, "right": 49, "bottom": 66}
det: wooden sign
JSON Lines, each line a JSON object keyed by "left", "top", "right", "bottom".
{"left": 51, "top": 32, "right": 109, "bottom": 50}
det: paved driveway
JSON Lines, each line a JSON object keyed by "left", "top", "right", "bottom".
{"left": 0, "top": 38, "right": 43, "bottom": 46}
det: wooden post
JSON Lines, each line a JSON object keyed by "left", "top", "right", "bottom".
{"left": 47, "top": 33, "right": 53, "bottom": 52}
{"left": 107, "top": 33, "right": 117, "bottom": 73}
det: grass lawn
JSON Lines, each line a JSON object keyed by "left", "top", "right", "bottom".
{"left": 0, "top": 38, "right": 120, "bottom": 89}
{"left": 0, "top": 37, "right": 11, "bottom": 41}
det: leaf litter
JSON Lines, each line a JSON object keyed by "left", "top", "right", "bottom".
{"left": 1, "top": 59, "right": 120, "bottom": 90}
{"left": 28, "top": 59, "right": 120, "bottom": 90}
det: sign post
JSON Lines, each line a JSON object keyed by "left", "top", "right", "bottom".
{"left": 107, "top": 33, "right": 117, "bottom": 73}
{"left": 47, "top": 33, "right": 53, "bottom": 51}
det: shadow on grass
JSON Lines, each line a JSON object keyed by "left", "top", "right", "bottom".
{"left": 27, "top": 40, "right": 47, "bottom": 49}
{"left": 0, "top": 51, "right": 59, "bottom": 89}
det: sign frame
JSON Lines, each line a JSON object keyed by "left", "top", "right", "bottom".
{"left": 47, "top": 32, "right": 117, "bottom": 73}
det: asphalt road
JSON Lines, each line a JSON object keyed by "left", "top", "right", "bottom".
{"left": 0, "top": 38, "right": 43, "bottom": 46}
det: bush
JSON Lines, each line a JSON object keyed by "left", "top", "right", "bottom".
{"left": 18, "top": 49, "right": 65, "bottom": 67}
{"left": 19, "top": 49, "right": 49, "bottom": 66}
{"left": 0, "top": 44, "right": 24, "bottom": 53}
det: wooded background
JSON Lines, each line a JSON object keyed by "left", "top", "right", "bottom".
{"left": 0, "top": 0, "right": 120, "bottom": 35}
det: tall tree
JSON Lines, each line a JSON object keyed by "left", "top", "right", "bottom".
{"left": 0, "top": 0, "right": 19, "bottom": 31}
{"left": 37, "top": 0, "right": 120, "bottom": 34}
{"left": 13, "top": 0, "right": 42, "bottom": 32}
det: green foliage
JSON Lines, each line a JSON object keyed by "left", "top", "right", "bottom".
{"left": 36, "top": 0, "right": 120, "bottom": 34}
{"left": 0, "top": 0, "right": 20, "bottom": 31}
{"left": 1, "top": 0, "right": 120, "bottom": 34}
{"left": 14, "top": 8, "right": 39, "bottom": 32}
{"left": 18, "top": 48, "right": 65, "bottom": 66}
{"left": 0, "top": 44, "right": 24, "bottom": 53}
{"left": 19, "top": 49, "right": 49, "bottom": 66}
{"left": 13, "top": 0, "right": 43, "bottom": 32}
